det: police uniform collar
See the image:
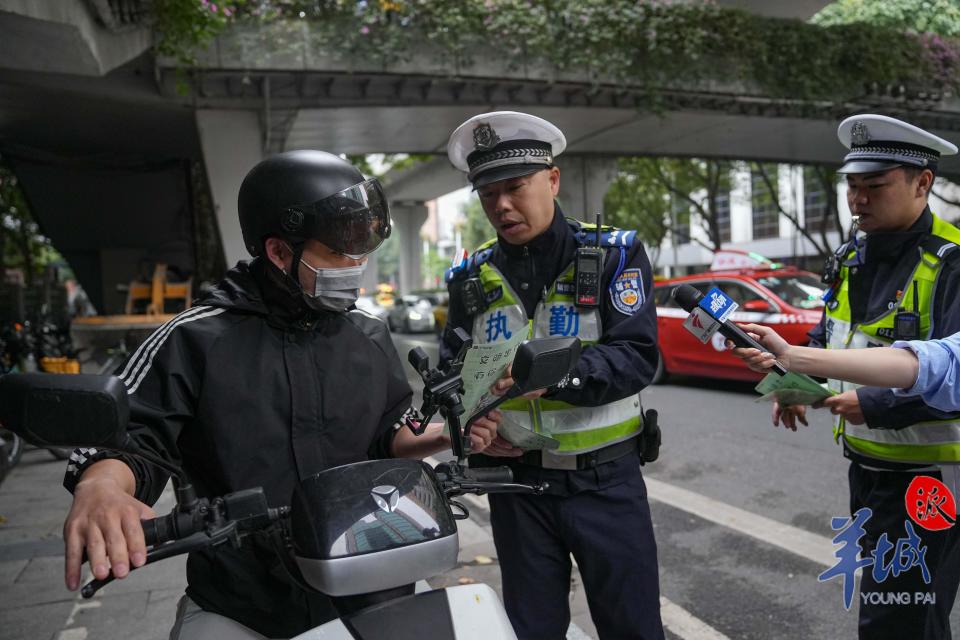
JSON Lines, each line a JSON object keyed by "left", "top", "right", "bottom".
{"left": 496, "top": 206, "right": 568, "bottom": 257}
{"left": 861, "top": 207, "right": 931, "bottom": 264}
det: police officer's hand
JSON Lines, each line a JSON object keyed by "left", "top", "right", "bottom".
{"left": 728, "top": 323, "right": 791, "bottom": 372}
{"left": 482, "top": 436, "right": 525, "bottom": 457}
{"left": 490, "top": 365, "right": 547, "bottom": 400}
{"left": 63, "top": 460, "right": 155, "bottom": 592}
{"left": 815, "top": 390, "right": 865, "bottom": 425}
{"left": 468, "top": 409, "right": 507, "bottom": 454}
{"left": 772, "top": 400, "right": 808, "bottom": 431}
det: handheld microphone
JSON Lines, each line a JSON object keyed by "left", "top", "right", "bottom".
{"left": 671, "top": 283, "right": 788, "bottom": 376}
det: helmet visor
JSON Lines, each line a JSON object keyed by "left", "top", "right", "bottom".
{"left": 296, "top": 178, "right": 391, "bottom": 258}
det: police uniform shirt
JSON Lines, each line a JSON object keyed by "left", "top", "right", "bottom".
{"left": 441, "top": 204, "right": 659, "bottom": 407}
{"left": 808, "top": 207, "right": 960, "bottom": 434}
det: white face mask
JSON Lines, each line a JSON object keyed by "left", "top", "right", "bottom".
{"left": 298, "top": 258, "right": 367, "bottom": 312}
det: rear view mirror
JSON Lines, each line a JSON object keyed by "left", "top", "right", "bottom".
{"left": 464, "top": 336, "right": 583, "bottom": 429}
{"left": 511, "top": 337, "right": 582, "bottom": 393}
{"left": 459, "top": 336, "right": 582, "bottom": 459}
{"left": 0, "top": 373, "right": 130, "bottom": 450}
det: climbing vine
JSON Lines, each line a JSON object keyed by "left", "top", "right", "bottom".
{"left": 149, "top": 0, "right": 960, "bottom": 101}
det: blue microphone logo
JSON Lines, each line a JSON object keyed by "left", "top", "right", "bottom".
{"left": 698, "top": 287, "right": 738, "bottom": 323}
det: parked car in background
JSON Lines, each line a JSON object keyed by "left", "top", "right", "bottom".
{"left": 355, "top": 294, "right": 389, "bottom": 324}
{"left": 375, "top": 283, "right": 396, "bottom": 309}
{"left": 388, "top": 295, "right": 436, "bottom": 333}
{"left": 412, "top": 289, "right": 449, "bottom": 335}
{"left": 653, "top": 250, "right": 826, "bottom": 383}
{"left": 432, "top": 300, "right": 448, "bottom": 335}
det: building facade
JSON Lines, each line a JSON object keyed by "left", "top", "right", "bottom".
{"left": 657, "top": 164, "right": 960, "bottom": 277}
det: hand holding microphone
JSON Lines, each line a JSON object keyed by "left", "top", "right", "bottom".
{"left": 670, "top": 284, "right": 788, "bottom": 376}
{"left": 726, "top": 323, "right": 793, "bottom": 373}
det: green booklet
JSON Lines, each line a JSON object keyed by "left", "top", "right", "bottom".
{"left": 754, "top": 371, "right": 836, "bottom": 406}
{"left": 451, "top": 333, "right": 559, "bottom": 450}
{"left": 497, "top": 420, "right": 561, "bottom": 451}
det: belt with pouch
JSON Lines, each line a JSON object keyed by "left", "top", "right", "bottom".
{"left": 519, "top": 437, "right": 639, "bottom": 471}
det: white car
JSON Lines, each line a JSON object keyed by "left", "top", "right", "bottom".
{"left": 388, "top": 296, "right": 436, "bottom": 333}
{"left": 354, "top": 295, "right": 389, "bottom": 324}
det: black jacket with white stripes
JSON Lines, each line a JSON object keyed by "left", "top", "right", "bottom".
{"left": 64, "top": 258, "right": 412, "bottom": 637}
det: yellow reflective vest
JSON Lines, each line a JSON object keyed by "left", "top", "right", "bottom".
{"left": 825, "top": 212, "right": 960, "bottom": 464}
{"left": 466, "top": 227, "right": 643, "bottom": 456}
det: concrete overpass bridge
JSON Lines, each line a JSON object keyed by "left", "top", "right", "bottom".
{"left": 3, "top": 0, "right": 959, "bottom": 309}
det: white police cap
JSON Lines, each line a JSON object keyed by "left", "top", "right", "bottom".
{"left": 447, "top": 111, "right": 567, "bottom": 188}
{"left": 837, "top": 114, "right": 957, "bottom": 174}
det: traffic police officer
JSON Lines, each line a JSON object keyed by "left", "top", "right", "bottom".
{"left": 442, "top": 111, "right": 664, "bottom": 640}
{"left": 780, "top": 114, "right": 960, "bottom": 639}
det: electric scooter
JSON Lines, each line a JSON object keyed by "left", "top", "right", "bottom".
{"left": 0, "top": 330, "right": 581, "bottom": 640}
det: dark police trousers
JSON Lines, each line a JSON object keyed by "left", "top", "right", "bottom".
{"left": 488, "top": 451, "right": 664, "bottom": 640}
{"left": 850, "top": 463, "right": 960, "bottom": 640}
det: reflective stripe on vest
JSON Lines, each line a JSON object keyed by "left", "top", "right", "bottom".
{"left": 825, "top": 213, "right": 960, "bottom": 464}
{"left": 470, "top": 260, "right": 642, "bottom": 455}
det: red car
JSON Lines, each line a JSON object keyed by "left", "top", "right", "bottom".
{"left": 652, "top": 260, "right": 827, "bottom": 383}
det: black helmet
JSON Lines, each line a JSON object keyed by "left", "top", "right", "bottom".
{"left": 238, "top": 150, "right": 391, "bottom": 257}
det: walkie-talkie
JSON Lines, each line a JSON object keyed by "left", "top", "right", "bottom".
{"left": 895, "top": 280, "right": 920, "bottom": 340}
{"left": 574, "top": 212, "right": 605, "bottom": 308}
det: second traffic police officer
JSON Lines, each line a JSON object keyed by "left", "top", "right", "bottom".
{"left": 442, "top": 111, "right": 664, "bottom": 640}
{"left": 778, "top": 114, "right": 960, "bottom": 639}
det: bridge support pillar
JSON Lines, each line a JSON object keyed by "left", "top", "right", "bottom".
{"left": 361, "top": 251, "right": 379, "bottom": 294}
{"left": 392, "top": 201, "right": 428, "bottom": 295}
{"left": 555, "top": 156, "right": 618, "bottom": 222}
{"left": 196, "top": 110, "right": 264, "bottom": 268}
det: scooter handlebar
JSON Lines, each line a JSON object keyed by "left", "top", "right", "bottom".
{"left": 141, "top": 514, "right": 177, "bottom": 547}
{"left": 463, "top": 466, "right": 514, "bottom": 484}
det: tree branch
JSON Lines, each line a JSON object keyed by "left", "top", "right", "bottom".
{"left": 754, "top": 163, "right": 829, "bottom": 258}
{"left": 932, "top": 188, "right": 960, "bottom": 209}
{"left": 704, "top": 161, "right": 725, "bottom": 251}
{"left": 814, "top": 165, "right": 845, "bottom": 249}
{"left": 650, "top": 161, "right": 710, "bottom": 221}
{"left": 649, "top": 160, "right": 718, "bottom": 252}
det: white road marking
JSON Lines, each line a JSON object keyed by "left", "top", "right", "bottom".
{"left": 645, "top": 476, "right": 835, "bottom": 568}
{"left": 661, "top": 596, "right": 732, "bottom": 640}
{"left": 459, "top": 469, "right": 836, "bottom": 568}
{"left": 461, "top": 492, "right": 489, "bottom": 512}
{"left": 57, "top": 570, "right": 99, "bottom": 640}
{"left": 566, "top": 622, "right": 593, "bottom": 640}
{"left": 453, "top": 477, "right": 733, "bottom": 640}
{"left": 63, "top": 598, "right": 102, "bottom": 626}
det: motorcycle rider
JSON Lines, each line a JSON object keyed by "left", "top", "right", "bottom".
{"left": 61, "top": 151, "right": 502, "bottom": 639}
